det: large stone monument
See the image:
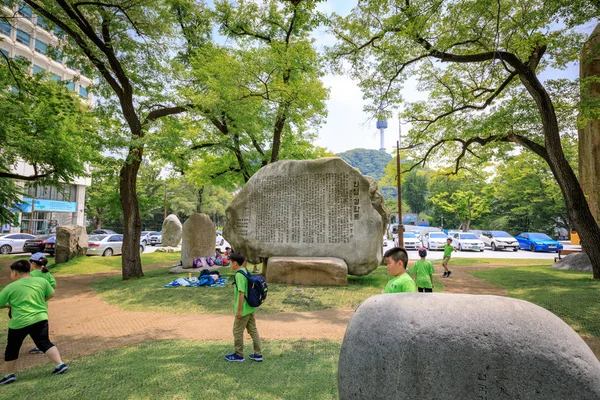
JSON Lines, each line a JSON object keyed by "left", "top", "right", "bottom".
{"left": 181, "top": 213, "right": 215, "bottom": 268}
{"left": 338, "top": 294, "right": 600, "bottom": 399}
{"left": 579, "top": 23, "right": 600, "bottom": 223}
{"left": 161, "top": 214, "right": 182, "bottom": 247}
{"left": 55, "top": 226, "right": 88, "bottom": 264}
{"left": 223, "top": 158, "right": 387, "bottom": 276}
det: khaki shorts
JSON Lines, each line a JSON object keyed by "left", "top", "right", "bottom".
{"left": 442, "top": 256, "right": 451, "bottom": 266}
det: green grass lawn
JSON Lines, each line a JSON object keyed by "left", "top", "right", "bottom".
{"left": 91, "top": 265, "right": 445, "bottom": 315}
{"left": 0, "top": 340, "right": 341, "bottom": 399}
{"left": 432, "top": 258, "right": 553, "bottom": 267}
{"left": 48, "top": 252, "right": 182, "bottom": 275}
{"left": 470, "top": 266, "right": 600, "bottom": 338}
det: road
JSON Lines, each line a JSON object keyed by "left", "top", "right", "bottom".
{"left": 383, "top": 239, "right": 579, "bottom": 261}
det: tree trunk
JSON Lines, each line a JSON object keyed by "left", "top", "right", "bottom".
{"left": 520, "top": 69, "right": 600, "bottom": 279}
{"left": 119, "top": 147, "right": 144, "bottom": 280}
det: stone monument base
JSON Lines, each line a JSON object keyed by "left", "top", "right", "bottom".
{"left": 266, "top": 257, "right": 348, "bottom": 286}
{"left": 552, "top": 252, "right": 592, "bottom": 272}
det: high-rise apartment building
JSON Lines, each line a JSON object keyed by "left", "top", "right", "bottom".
{"left": 1, "top": 2, "right": 92, "bottom": 234}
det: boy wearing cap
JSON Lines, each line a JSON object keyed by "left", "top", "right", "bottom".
{"left": 0, "top": 260, "right": 68, "bottom": 385}
{"left": 383, "top": 247, "right": 417, "bottom": 294}
{"left": 413, "top": 248, "right": 435, "bottom": 292}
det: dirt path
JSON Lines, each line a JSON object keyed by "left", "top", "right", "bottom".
{"left": 0, "top": 260, "right": 598, "bottom": 369}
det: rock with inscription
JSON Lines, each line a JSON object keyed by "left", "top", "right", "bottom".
{"left": 266, "top": 257, "right": 348, "bottom": 286}
{"left": 55, "top": 225, "right": 88, "bottom": 264}
{"left": 552, "top": 252, "right": 592, "bottom": 272}
{"left": 338, "top": 293, "right": 600, "bottom": 399}
{"left": 181, "top": 213, "right": 215, "bottom": 268}
{"left": 162, "top": 214, "right": 183, "bottom": 247}
{"left": 223, "top": 158, "right": 387, "bottom": 276}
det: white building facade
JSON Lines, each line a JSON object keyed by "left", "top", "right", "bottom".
{"left": 1, "top": 2, "right": 93, "bottom": 234}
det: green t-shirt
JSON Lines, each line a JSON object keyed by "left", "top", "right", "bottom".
{"left": 413, "top": 260, "right": 435, "bottom": 289}
{"left": 443, "top": 244, "right": 454, "bottom": 258}
{"left": 384, "top": 273, "right": 417, "bottom": 294}
{"left": 234, "top": 268, "right": 256, "bottom": 317}
{"left": 30, "top": 270, "right": 56, "bottom": 288}
{"left": 0, "top": 277, "right": 54, "bottom": 329}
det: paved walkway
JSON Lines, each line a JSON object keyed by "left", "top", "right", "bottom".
{"left": 0, "top": 260, "right": 598, "bottom": 369}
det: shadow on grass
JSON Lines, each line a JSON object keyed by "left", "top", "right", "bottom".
{"left": 3, "top": 340, "right": 340, "bottom": 399}
{"left": 471, "top": 266, "right": 600, "bottom": 337}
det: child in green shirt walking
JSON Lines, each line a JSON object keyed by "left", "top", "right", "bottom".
{"left": 383, "top": 247, "right": 417, "bottom": 293}
{"left": 442, "top": 238, "right": 456, "bottom": 277}
{"left": 225, "top": 253, "right": 262, "bottom": 363}
{"left": 414, "top": 248, "right": 435, "bottom": 292}
{"left": 0, "top": 260, "right": 68, "bottom": 385}
{"left": 28, "top": 253, "right": 56, "bottom": 354}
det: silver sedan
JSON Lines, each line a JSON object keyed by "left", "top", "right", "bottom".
{"left": 87, "top": 234, "right": 146, "bottom": 257}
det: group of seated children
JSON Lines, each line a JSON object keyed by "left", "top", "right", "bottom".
{"left": 213, "top": 247, "right": 231, "bottom": 266}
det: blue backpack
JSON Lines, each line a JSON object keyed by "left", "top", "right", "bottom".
{"left": 235, "top": 269, "right": 268, "bottom": 307}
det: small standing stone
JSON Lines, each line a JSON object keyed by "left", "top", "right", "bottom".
{"left": 181, "top": 213, "right": 215, "bottom": 268}
{"left": 55, "top": 226, "right": 88, "bottom": 264}
{"left": 161, "top": 214, "right": 182, "bottom": 247}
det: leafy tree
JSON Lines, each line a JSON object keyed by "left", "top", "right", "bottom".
{"left": 168, "top": 0, "right": 329, "bottom": 188}
{"left": 484, "top": 151, "right": 569, "bottom": 236}
{"left": 429, "top": 190, "right": 490, "bottom": 232}
{"left": 0, "top": 56, "right": 98, "bottom": 224}
{"left": 329, "top": 1, "right": 600, "bottom": 278}
{"left": 19, "top": 0, "right": 205, "bottom": 279}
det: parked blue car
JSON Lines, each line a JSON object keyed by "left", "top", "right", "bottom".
{"left": 516, "top": 232, "right": 563, "bottom": 252}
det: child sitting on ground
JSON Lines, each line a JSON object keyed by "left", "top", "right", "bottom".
{"left": 0, "top": 260, "right": 68, "bottom": 385}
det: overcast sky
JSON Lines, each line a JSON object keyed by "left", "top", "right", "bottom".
{"left": 313, "top": 1, "right": 590, "bottom": 155}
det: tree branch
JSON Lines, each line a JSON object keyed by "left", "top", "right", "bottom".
{"left": 143, "top": 105, "right": 191, "bottom": 125}
{"left": 0, "top": 171, "right": 53, "bottom": 181}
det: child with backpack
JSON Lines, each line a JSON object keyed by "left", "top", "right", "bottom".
{"left": 28, "top": 253, "right": 56, "bottom": 354}
{"left": 225, "top": 253, "right": 263, "bottom": 363}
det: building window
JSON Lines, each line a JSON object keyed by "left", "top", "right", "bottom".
{"left": 36, "top": 16, "right": 47, "bottom": 28}
{"left": 18, "top": 3, "right": 32, "bottom": 18}
{"left": 0, "top": 21, "right": 11, "bottom": 37}
{"left": 66, "top": 81, "right": 75, "bottom": 91}
{"left": 33, "top": 64, "right": 44, "bottom": 74}
{"left": 53, "top": 26, "right": 64, "bottom": 39}
{"left": 0, "top": 48, "right": 8, "bottom": 58}
{"left": 34, "top": 39, "right": 47, "bottom": 54}
{"left": 66, "top": 57, "right": 77, "bottom": 71}
{"left": 79, "top": 86, "right": 88, "bottom": 98}
{"left": 16, "top": 29, "right": 31, "bottom": 46}
{"left": 53, "top": 50, "right": 63, "bottom": 64}
{"left": 50, "top": 73, "right": 60, "bottom": 81}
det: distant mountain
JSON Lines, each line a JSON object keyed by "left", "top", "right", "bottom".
{"left": 337, "top": 148, "right": 392, "bottom": 182}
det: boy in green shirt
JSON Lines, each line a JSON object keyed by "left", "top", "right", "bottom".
{"left": 414, "top": 248, "right": 435, "bottom": 292}
{"left": 0, "top": 260, "right": 68, "bottom": 385}
{"left": 225, "top": 253, "right": 262, "bottom": 362}
{"left": 383, "top": 247, "right": 417, "bottom": 294}
{"left": 442, "top": 238, "right": 456, "bottom": 277}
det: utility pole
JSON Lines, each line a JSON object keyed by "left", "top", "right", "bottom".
{"left": 396, "top": 118, "right": 404, "bottom": 248}
{"left": 29, "top": 198, "right": 35, "bottom": 234}
{"left": 163, "top": 184, "right": 167, "bottom": 220}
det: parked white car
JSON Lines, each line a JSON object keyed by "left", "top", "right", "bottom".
{"left": 480, "top": 230, "right": 519, "bottom": 251}
{"left": 141, "top": 231, "right": 160, "bottom": 246}
{"left": 422, "top": 232, "right": 449, "bottom": 251}
{"left": 216, "top": 233, "right": 225, "bottom": 246}
{"left": 451, "top": 232, "right": 485, "bottom": 252}
{"left": 0, "top": 233, "right": 36, "bottom": 254}
{"left": 149, "top": 232, "right": 162, "bottom": 246}
{"left": 394, "top": 232, "right": 422, "bottom": 250}
{"left": 87, "top": 234, "right": 145, "bottom": 256}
